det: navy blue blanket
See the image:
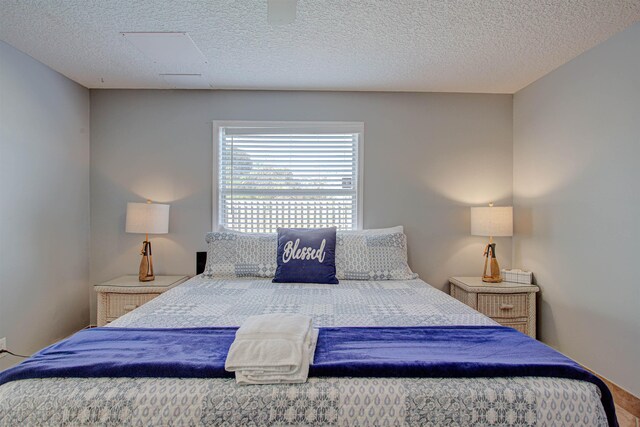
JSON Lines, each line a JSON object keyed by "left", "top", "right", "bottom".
{"left": 0, "top": 326, "right": 617, "bottom": 426}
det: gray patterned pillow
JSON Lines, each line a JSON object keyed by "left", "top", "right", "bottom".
{"left": 204, "top": 226, "right": 417, "bottom": 281}
{"left": 335, "top": 226, "right": 418, "bottom": 280}
{"left": 203, "top": 230, "right": 277, "bottom": 278}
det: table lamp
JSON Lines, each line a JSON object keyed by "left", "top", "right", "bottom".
{"left": 471, "top": 203, "right": 513, "bottom": 283}
{"left": 126, "top": 200, "right": 170, "bottom": 282}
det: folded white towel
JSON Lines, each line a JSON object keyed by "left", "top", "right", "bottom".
{"left": 235, "top": 329, "right": 318, "bottom": 385}
{"left": 235, "top": 313, "right": 312, "bottom": 340}
{"left": 225, "top": 314, "right": 317, "bottom": 385}
{"left": 225, "top": 338, "right": 302, "bottom": 374}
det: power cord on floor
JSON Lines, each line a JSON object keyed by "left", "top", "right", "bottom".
{"left": 0, "top": 349, "right": 29, "bottom": 358}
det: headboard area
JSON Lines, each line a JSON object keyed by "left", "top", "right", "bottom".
{"left": 196, "top": 251, "right": 207, "bottom": 275}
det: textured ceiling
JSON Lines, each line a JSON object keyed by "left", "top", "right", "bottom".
{"left": 1, "top": 0, "right": 639, "bottom": 93}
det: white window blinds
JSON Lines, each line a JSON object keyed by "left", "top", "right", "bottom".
{"left": 217, "top": 122, "right": 363, "bottom": 233}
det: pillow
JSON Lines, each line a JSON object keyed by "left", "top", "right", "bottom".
{"left": 335, "top": 226, "right": 418, "bottom": 280}
{"left": 273, "top": 227, "right": 339, "bottom": 284}
{"left": 202, "top": 230, "right": 277, "bottom": 278}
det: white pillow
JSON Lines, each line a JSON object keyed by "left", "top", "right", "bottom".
{"left": 335, "top": 226, "right": 418, "bottom": 280}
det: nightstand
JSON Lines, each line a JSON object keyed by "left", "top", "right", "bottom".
{"left": 449, "top": 276, "right": 539, "bottom": 338}
{"left": 95, "top": 275, "right": 189, "bottom": 326}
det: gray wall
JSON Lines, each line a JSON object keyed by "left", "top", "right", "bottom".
{"left": 0, "top": 41, "right": 90, "bottom": 370}
{"left": 90, "top": 90, "right": 513, "bottom": 323}
{"left": 513, "top": 23, "right": 640, "bottom": 395}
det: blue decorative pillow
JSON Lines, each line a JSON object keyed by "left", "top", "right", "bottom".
{"left": 273, "top": 227, "right": 339, "bottom": 284}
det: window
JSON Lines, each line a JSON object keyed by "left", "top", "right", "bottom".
{"left": 215, "top": 121, "right": 363, "bottom": 233}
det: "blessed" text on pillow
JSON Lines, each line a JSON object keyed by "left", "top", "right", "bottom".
{"left": 282, "top": 239, "right": 326, "bottom": 263}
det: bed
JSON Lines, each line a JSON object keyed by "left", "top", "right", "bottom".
{"left": 0, "top": 275, "right": 610, "bottom": 426}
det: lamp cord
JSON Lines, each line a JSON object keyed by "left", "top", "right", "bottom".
{"left": 0, "top": 349, "right": 29, "bottom": 358}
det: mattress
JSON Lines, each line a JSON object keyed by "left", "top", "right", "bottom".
{"left": 0, "top": 276, "right": 608, "bottom": 426}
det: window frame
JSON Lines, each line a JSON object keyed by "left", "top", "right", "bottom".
{"left": 212, "top": 120, "right": 364, "bottom": 232}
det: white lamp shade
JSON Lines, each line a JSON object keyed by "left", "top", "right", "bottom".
{"left": 126, "top": 202, "right": 170, "bottom": 234}
{"left": 471, "top": 206, "right": 513, "bottom": 237}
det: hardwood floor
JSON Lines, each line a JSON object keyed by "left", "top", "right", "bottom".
{"left": 616, "top": 404, "right": 639, "bottom": 427}
{"left": 585, "top": 366, "right": 639, "bottom": 426}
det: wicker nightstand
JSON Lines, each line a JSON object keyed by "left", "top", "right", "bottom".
{"left": 449, "top": 277, "right": 539, "bottom": 338}
{"left": 95, "top": 275, "right": 189, "bottom": 326}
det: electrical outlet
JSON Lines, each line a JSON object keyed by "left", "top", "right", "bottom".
{"left": 0, "top": 337, "right": 6, "bottom": 358}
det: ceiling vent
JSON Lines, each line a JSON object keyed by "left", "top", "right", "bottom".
{"left": 160, "top": 73, "right": 210, "bottom": 89}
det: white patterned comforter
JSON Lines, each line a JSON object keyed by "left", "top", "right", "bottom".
{"left": 0, "top": 276, "right": 608, "bottom": 426}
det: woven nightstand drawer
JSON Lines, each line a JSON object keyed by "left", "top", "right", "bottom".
{"left": 497, "top": 320, "right": 529, "bottom": 335}
{"left": 449, "top": 277, "right": 539, "bottom": 338}
{"left": 477, "top": 293, "right": 528, "bottom": 318}
{"left": 95, "top": 275, "right": 189, "bottom": 326}
{"left": 106, "top": 293, "right": 157, "bottom": 318}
